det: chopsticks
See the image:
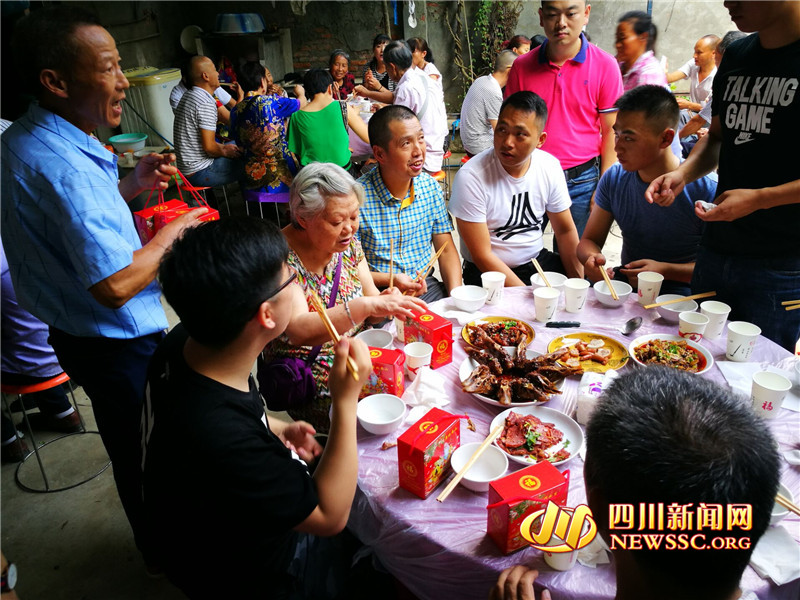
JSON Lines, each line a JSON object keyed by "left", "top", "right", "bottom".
{"left": 643, "top": 291, "right": 716, "bottom": 310}
{"left": 403, "top": 240, "right": 450, "bottom": 294}
{"left": 531, "top": 258, "right": 551, "bottom": 288}
{"left": 776, "top": 493, "right": 800, "bottom": 517}
{"left": 389, "top": 240, "right": 394, "bottom": 289}
{"left": 783, "top": 299, "right": 800, "bottom": 312}
{"left": 307, "top": 289, "right": 360, "bottom": 382}
{"left": 437, "top": 424, "right": 504, "bottom": 503}
{"left": 599, "top": 267, "right": 619, "bottom": 301}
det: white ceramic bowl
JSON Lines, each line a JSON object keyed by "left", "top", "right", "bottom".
{"left": 450, "top": 442, "right": 508, "bottom": 492}
{"left": 357, "top": 394, "right": 406, "bottom": 435}
{"left": 355, "top": 328, "right": 394, "bottom": 349}
{"left": 450, "top": 285, "right": 488, "bottom": 312}
{"left": 108, "top": 133, "right": 147, "bottom": 153}
{"left": 628, "top": 334, "right": 714, "bottom": 375}
{"left": 771, "top": 482, "right": 794, "bottom": 526}
{"left": 530, "top": 272, "right": 567, "bottom": 294}
{"left": 654, "top": 294, "right": 699, "bottom": 323}
{"left": 593, "top": 280, "right": 632, "bottom": 308}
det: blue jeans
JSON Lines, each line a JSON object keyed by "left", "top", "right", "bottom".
{"left": 691, "top": 247, "right": 800, "bottom": 352}
{"left": 566, "top": 163, "right": 600, "bottom": 238}
{"left": 48, "top": 328, "right": 164, "bottom": 560}
{"left": 186, "top": 157, "right": 244, "bottom": 189}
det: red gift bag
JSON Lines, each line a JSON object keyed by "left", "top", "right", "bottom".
{"left": 152, "top": 169, "right": 220, "bottom": 231}
{"left": 133, "top": 185, "right": 187, "bottom": 245}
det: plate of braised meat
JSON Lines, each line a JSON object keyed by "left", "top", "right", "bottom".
{"left": 461, "top": 317, "right": 534, "bottom": 349}
{"left": 459, "top": 332, "right": 583, "bottom": 406}
{"left": 491, "top": 407, "right": 583, "bottom": 467}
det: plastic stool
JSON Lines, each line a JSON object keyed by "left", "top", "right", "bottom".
{"left": 1, "top": 373, "right": 110, "bottom": 493}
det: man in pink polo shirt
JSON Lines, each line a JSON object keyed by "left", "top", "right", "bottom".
{"left": 506, "top": 1, "right": 623, "bottom": 237}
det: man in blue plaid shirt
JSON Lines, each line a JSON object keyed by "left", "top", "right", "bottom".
{"left": 357, "top": 106, "right": 462, "bottom": 302}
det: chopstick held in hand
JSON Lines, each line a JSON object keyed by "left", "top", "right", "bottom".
{"left": 600, "top": 266, "right": 619, "bottom": 301}
{"left": 307, "top": 290, "right": 360, "bottom": 382}
{"left": 389, "top": 239, "right": 394, "bottom": 290}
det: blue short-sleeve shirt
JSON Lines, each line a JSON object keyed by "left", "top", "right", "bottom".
{"left": 1, "top": 104, "right": 168, "bottom": 338}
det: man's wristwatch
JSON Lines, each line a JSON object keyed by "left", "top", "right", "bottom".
{"left": 1, "top": 562, "right": 17, "bottom": 593}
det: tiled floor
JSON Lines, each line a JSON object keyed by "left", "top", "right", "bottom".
{"left": 0, "top": 157, "right": 623, "bottom": 599}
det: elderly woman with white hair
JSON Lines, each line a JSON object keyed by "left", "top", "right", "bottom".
{"left": 261, "top": 163, "right": 425, "bottom": 432}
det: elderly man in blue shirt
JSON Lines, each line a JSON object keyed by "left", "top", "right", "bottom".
{"left": 1, "top": 7, "right": 204, "bottom": 567}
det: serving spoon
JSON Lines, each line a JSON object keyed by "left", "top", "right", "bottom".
{"left": 545, "top": 316, "right": 644, "bottom": 337}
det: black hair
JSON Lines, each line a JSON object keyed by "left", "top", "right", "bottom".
{"left": 530, "top": 34, "right": 547, "bottom": 50}
{"left": 618, "top": 10, "right": 658, "bottom": 53}
{"left": 614, "top": 84, "right": 679, "bottom": 131}
{"left": 585, "top": 367, "right": 779, "bottom": 600}
{"left": 717, "top": 31, "right": 746, "bottom": 54}
{"left": 236, "top": 61, "right": 267, "bottom": 94}
{"left": 383, "top": 40, "right": 413, "bottom": 72}
{"left": 407, "top": 37, "right": 435, "bottom": 64}
{"left": 505, "top": 35, "right": 531, "bottom": 51}
{"left": 303, "top": 68, "right": 334, "bottom": 97}
{"left": 329, "top": 49, "right": 350, "bottom": 69}
{"left": 12, "top": 6, "right": 102, "bottom": 97}
{"left": 498, "top": 91, "right": 548, "bottom": 129}
{"left": 372, "top": 34, "right": 391, "bottom": 48}
{"left": 158, "top": 218, "right": 289, "bottom": 348}
{"left": 368, "top": 104, "right": 418, "bottom": 151}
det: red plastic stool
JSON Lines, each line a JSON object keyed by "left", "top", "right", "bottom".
{"left": 1, "top": 373, "right": 110, "bottom": 493}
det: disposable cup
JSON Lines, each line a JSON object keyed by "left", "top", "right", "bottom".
{"left": 751, "top": 371, "right": 792, "bottom": 419}
{"left": 726, "top": 321, "right": 761, "bottom": 362}
{"left": 543, "top": 535, "right": 579, "bottom": 571}
{"left": 404, "top": 342, "right": 433, "bottom": 381}
{"left": 637, "top": 272, "right": 664, "bottom": 306}
{"left": 481, "top": 271, "right": 506, "bottom": 305}
{"left": 564, "top": 278, "right": 590, "bottom": 313}
{"left": 678, "top": 311, "right": 709, "bottom": 342}
{"left": 534, "top": 287, "right": 560, "bottom": 323}
{"left": 700, "top": 301, "right": 731, "bottom": 340}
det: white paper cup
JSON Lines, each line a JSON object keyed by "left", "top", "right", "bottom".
{"left": 726, "top": 321, "right": 761, "bottom": 362}
{"left": 751, "top": 371, "right": 792, "bottom": 419}
{"left": 678, "top": 311, "right": 709, "bottom": 342}
{"left": 404, "top": 342, "right": 432, "bottom": 381}
{"left": 564, "top": 278, "right": 590, "bottom": 313}
{"left": 700, "top": 301, "right": 731, "bottom": 340}
{"left": 481, "top": 271, "right": 506, "bottom": 305}
{"left": 542, "top": 533, "right": 579, "bottom": 571}
{"left": 534, "top": 287, "right": 560, "bottom": 323}
{"left": 637, "top": 271, "right": 664, "bottom": 306}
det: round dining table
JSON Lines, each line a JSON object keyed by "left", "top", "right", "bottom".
{"left": 347, "top": 286, "right": 800, "bottom": 600}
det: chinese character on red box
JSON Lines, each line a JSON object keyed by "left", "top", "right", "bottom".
{"left": 360, "top": 347, "right": 405, "bottom": 399}
{"left": 397, "top": 407, "right": 460, "bottom": 499}
{"left": 487, "top": 462, "right": 570, "bottom": 554}
{"left": 134, "top": 199, "right": 187, "bottom": 245}
{"left": 401, "top": 309, "right": 452, "bottom": 369}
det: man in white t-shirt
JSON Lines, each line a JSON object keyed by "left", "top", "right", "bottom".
{"left": 460, "top": 50, "right": 517, "bottom": 157}
{"left": 449, "top": 91, "right": 582, "bottom": 287}
{"left": 383, "top": 40, "right": 447, "bottom": 173}
{"left": 173, "top": 56, "right": 243, "bottom": 189}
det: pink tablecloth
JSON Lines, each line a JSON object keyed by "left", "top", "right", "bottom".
{"left": 348, "top": 287, "right": 800, "bottom": 600}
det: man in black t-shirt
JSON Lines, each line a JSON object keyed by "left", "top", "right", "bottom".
{"left": 646, "top": 1, "right": 800, "bottom": 351}
{"left": 141, "top": 217, "right": 371, "bottom": 599}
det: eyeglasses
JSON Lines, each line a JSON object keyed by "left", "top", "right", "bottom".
{"left": 265, "top": 272, "right": 297, "bottom": 300}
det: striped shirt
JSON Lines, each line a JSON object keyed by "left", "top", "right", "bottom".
{"left": 362, "top": 62, "right": 396, "bottom": 92}
{"left": 357, "top": 168, "right": 453, "bottom": 277}
{"left": 174, "top": 87, "right": 217, "bottom": 175}
{"left": 459, "top": 74, "right": 503, "bottom": 155}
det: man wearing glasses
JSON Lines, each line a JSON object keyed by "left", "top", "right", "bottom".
{"left": 505, "top": 1, "right": 623, "bottom": 238}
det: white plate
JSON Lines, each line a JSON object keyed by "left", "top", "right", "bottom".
{"left": 490, "top": 406, "right": 583, "bottom": 467}
{"left": 628, "top": 334, "right": 714, "bottom": 375}
{"left": 459, "top": 349, "right": 564, "bottom": 407}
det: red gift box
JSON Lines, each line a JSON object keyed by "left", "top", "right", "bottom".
{"left": 134, "top": 199, "right": 187, "bottom": 245}
{"left": 360, "top": 347, "right": 405, "bottom": 399}
{"left": 400, "top": 309, "right": 452, "bottom": 370}
{"left": 487, "top": 462, "right": 570, "bottom": 554}
{"left": 397, "top": 407, "right": 461, "bottom": 499}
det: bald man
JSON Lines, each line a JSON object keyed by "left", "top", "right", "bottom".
{"left": 173, "top": 55, "right": 243, "bottom": 189}
{"left": 667, "top": 34, "right": 720, "bottom": 114}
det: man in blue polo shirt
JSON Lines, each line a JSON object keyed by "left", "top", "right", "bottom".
{"left": 357, "top": 105, "right": 462, "bottom": 302}
{"left": 1, "top": 7, "right": 204, "bottom": 566}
